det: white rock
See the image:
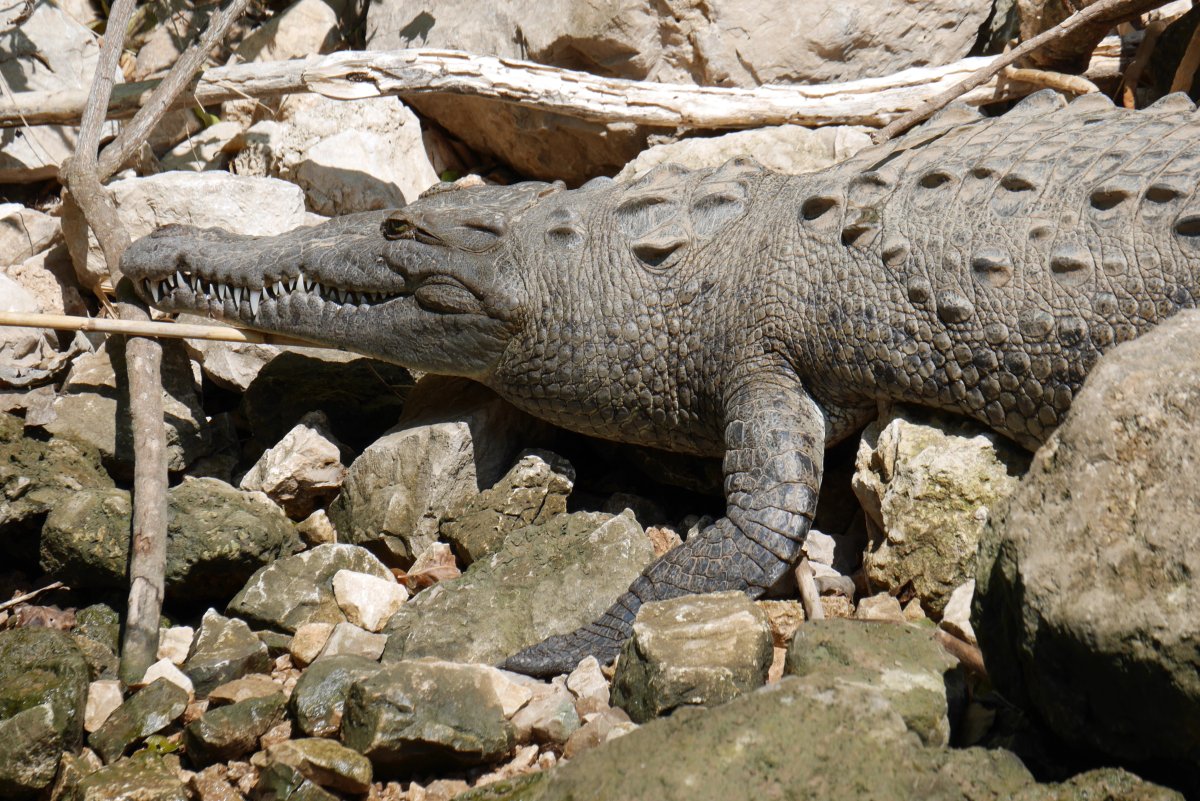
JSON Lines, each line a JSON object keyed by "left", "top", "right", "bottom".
{"left": 157, "top": 626, "right": 195, "bottom": 666}
{"left": 331, "top": 569, "right": 408, "bottom": 633}
{"left": 0, "top": 205, "right": 61, "bottom": 266}
{"left": 139, "top": 658, "right": 195, "bottom": 696}
{"left": 803, "top": 530, "right": 837, "bottom": 566}
{"left": 0, "top": 1, "right": 118, "bottom": 182}
{"left": 486, "top": 670, "right": 536, "bottom": 718}
{"left": 940, "top": 580, "right": 977, "bottom": 645}
{"left": 289, "top": 622, "right": 335, "bottom": 667}
{"left": 0, "top": 274, "right": 61, "bottom": 372}
{"left": 565, "top": 656, "right": 610, "bottom": 716}
{"left": 317, "top": 622, "right": 388, "bottom": 660}
{"left": 5, "top": 244, "right": 86, "bottom": 317}
{"left": 855, "top": 593, "right": 906, "bottom": 623}
{"left": 510, "top": 681, "right": 580, "bottom": 745}
{"left": 62, "top": 171, "right": 307, "bottom": 291}
{"left": 84, "top": 679, "right": 124, "bottom": 733}
{"left": 240, "top": 411, "right": 347, "bottom": 520}
{"left": 230, "top": 94, "right": 438, "bottom": 216}
{"left": 235, "top": 0, "right": 341, "bottom": 63}
{"left": 296, "top": 509, "right": 338, "bottom": 547}
{"left": 159, "top": 121, "right": 244, "bottom": 172}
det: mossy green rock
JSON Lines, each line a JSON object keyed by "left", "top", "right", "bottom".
{"left": 254, "top": 761, "right": 340, "bottom": 801}
{"left": 1011, "top": 768, "right": 1184, "bottom": 800}
{"left": 0, "top": 628, "right": 89, "bottom": 752}
{"left": 89, "top": 678, "right": 189, "bottom": 764}
{"left": 183, "top": 692, "right": 287, "bottom": 766}
{"left": 289, "top": 655, "right": 382, "bottom": 738}
{"left": 41, "top": 477, "right": 300, "bottom": 604}
{"left": 0, "top": 703, "right": 66, "bottom": 798}
{"left": 460, "top": 676, "right": 1034, "bottom": 801}
{"left": 785, "top": 619, "right": 959, "bottom": 747}
{"left": 384, "top": 511, "right": 654, "bottom": 665}
{"left": 70, "top": 752, "right": 189, "bottom": 801}
{"left": 341, "top": 660, "right": 514, "bottom": 773}
{"left": 264, "top": 738, "right": 373, "bottom": 794}
{"left": 183, "top": 609, "right": 271, "bottom": 696}
{"left": 74, "top": 604, "right": 120, "bottom": 653}
{"left": 227, "top": 543, "right": 392, "bottom": 633}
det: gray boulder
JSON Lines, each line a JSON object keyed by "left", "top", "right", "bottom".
{"left": 0, "top": 704, "right": 64, "bottom": 799}
{"left": 975, "top": 309, "right": 1200, "bottom": 773}
{"left": 383, "top": 511, "right": 654, "bottom": 665}
{"left": 440, "top": 449, "right": 576, "bottom": 564}
{"left": 88, "top": 678, "right": 189, "bottom": 764}
{"left": 611, "top": 591, "right": 773, "bottom": 723}
{"left": 41, "top": 477, "right": 300, "bottom": 603}
{"left": 290, "top": 655, "right": 383, "bottom": 738}
{"left": 341, "top": 660, "right": 515, "bottom": 773}
{"left": 262, "top": 738, "right": 373, "bottom": 795}
{"left": 72, "top": 752, "right": 189, "bottom": 801}
{"left": 0, "top": 628, "right": 89, "bottom": 750}
{"left": 182, "top": 692, "right": 287, "bottom": 765}
{"left": 227, "top": 543, "right": 393, "bottom": 633}
{"left": 182, "top": 610, "right": 271, "bottom": 697}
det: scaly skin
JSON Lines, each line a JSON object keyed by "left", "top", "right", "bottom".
{"left": 121, "top": 90, "right": 1200, "bottom": 676}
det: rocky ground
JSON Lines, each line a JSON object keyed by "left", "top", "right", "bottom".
{"left": 2, "top": 0, "right": 1200, "bottom": 799}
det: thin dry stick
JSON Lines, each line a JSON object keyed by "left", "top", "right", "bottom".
{"left": 0, "top": 581, "right": 67, "bottom": 613}
{"left": 1121, "top": 20, "right": 1168, "bottom": 107}
{"left": 1169, "top": 18, "right": 1200, "bottom": 93}
{"left": 0, "top": 311, "right": 325, "bottom": 346}
{"left": 1002, "top": 66, "right": 1100, "bottom": 94}
{"left": 795, "top": 558, "right": 825, "bottom": 621}
{"left": 873, "top": 0, "right": 1170, "bottom": 143}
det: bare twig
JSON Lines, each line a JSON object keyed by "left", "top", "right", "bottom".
{"left": 1120, "top": 19, "right": 1168, "bottom": 107}
{"left": 1169, "top": 17, "right": 1200, "bottom": 93}
{"left": 0, "top": 581, "right": 67, "bottom": 612}
{"left": 795, "top": 558, "right": 825, "bottom": 621}
{"left": 0, "top": 311, "right": 325, "bottom": 346}
{"left": 1002, "top": 66, "right": 1100, "bottom": 94}
{"left": 0, "top": 43, "right": 1125, "bottom": 130}
{"left": 873, "top": 0, "right": 1171, "bottom": 143}
{"left": 934, "top": 629, "right": 988, "bottom": 679}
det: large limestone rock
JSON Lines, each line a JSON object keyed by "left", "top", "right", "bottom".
{"left": 182, "top": 610, "right": 272, "bottom": 696}
{"left": 383, "top": 511, "right": 655, "bottom": 665}
{"left": 0, "top": 205, "right": 61, "bottom": 267}
{"left": 611, "top": 591, "right": 773, "bottom": 723}
{"left": 0, "top": 0, "right": 117, "bottom": 182}
{"left": 231, "top": 94, "right": 439, "bottom": 216}
{"left": 41, "top": 477, "right": 300, "bottom": 603}
{"left": 62, "top": 172, "right": 307, "bottom": 291}
{"left": 239, "top": 411, "right": 346, "bottom": 520}
{"left": 366, "top": 0, "right": 990, "bottom": 182}
{"left": 330, "top": 378, "right": 541, "bottom": 564}
{"left": 289, "top": 655, "right": 383, "bottom": 738}
{"left": 234, "top": 0, "right": 343, "bottom": 64}
{"left": 41, "top": 341, "right": 211, "bottom": 474}
{"left": 853, "top": 404, "right": 1029, "bottom": 617}
{"left": 0, "top": 274, "right": 64, "bottom": 378}
{"left": 975, "top": 310, "right": 1200, "bottom": 774}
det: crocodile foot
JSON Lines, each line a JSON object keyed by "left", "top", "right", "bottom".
{"left": 503, "top": 621, "right": 626, "bottom": 678}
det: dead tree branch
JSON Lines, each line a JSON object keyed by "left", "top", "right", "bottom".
{"left": 0, "top": 311, "right": 324, "bottom": 346}
{"left": 0, "top": 43, "right": 1122, "bottom": 131}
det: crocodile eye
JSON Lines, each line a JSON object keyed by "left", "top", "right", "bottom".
{"left": 383, "top": 218, "right": 415, "bottom": 240}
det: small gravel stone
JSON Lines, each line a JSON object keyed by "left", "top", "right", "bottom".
{"left": 855, "top": 593, "right": 906, "bottom": 623}
{"left": 940, "top": 580, "right": 977, "bottom": 644}
{"left": 562, "top": 707, "right": 636, "bottom": 759}
{"left": 565, "top": 656, "right": 609, "bottom": 716}
{"left": 296, "top": 509, "right": 337, "bottom": 547}
{"left": 157, "top": 626, "right": 194, "bottom": 665}
{"left": 290, "top": 622, "right": 335, "bottom": 667}
{"left": 85, "top": 679, "right": 123, "bottom": 733}
{"left": 332, "top": 570, "right": 408, "bottom": 632}
{"left": 803, "top": 530, "right": 837, "bottom": 565}
{"left": 207, "top": 674, "right": 282, "bottom": 705}
{"left": 139, "top": 658, "right": 194, "bottom": 696}
{"left": 510, "top": 681, "right": 580, "bottom": 746}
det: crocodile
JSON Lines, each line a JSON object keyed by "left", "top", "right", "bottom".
{"left": 121, "top": 90, "right": 1200, "bottom": 677}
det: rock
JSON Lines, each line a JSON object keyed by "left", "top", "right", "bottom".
{"left": 0, "top": 414, "right": 113, "bottom": 563}
{"left": 234, "top": 0, "right": 342, "bottom": 63}
{"left": 330, "top": 378, "right": 539, "bottom": 564}
{"left": 157, "top": 627, "right": 194, "bottom": 666}
{"left": 289, "top": 623, "right": 335, "bottom": 668}
{"left": 610, "top": 591, "right": 773, "bottom": 723}
{"left": 159, "top": 122, "right": 244, "bottom": 173}
{"left": 75, "top": 604, "right": 120, "bottom": 654}
{"left": 565, "top": 657, "right": 610, "bottom": 717}
{"left": 0, "top": 629, "right": 89, "bottom": 761}
{"left": 785, "top": 618, "right": 960, "bottom": 747}
{"left": 398, "top": 541, "right": 461, "bottom": 592}
{"left": 366, "top": 0, "right": 988, "bottom": 183}
{"left": 1012, "top": 768, "right": 1185, "bottom": 801}
{"left": 757, "top": 600, "right": 806, "bottom": 647}
{"left": 241, "top": 352, "right": 412, "bottom": 454}
{"left": 562, "top": 706, "right": 637, "bottom": 759}
{"left": 42, "top": 341, "right": 210, "bottom": 474}
{"left": 0, "top": 205, "right": 61, "bottom": 267}
{"left": 231, "top": 94, "right": 438, "bottom": 216}
{"left": 189, "top": 764, "right": 246, "bottom": 801}
{"left": 940, "top": 581, "right": 977, "bottom": 645}
{"left": 183, "top": 693, "right": 287, "bottom": 766}
{"left": 853, "top": 404, "right": 1028, "bottom": 617}
{"left": 341, "top": 660, "right": 515, "bottom": 772}
{"left": 317, "top": 622, "right": 388, "bottom": 661}
{"left": 618, "top": 127, "right": 871, "bottom": 182}
{"left": 85, "top": 680, "right": 124, "bottom": 733}
{"left": 0, "top": 1, "right": 116, "bottom": 182}
{"left": 331, "top": 571, "right": 408, "bottom": 633}
{"left": 88, "top": 678, "right": 189, "bottom": 764}
{"left": 262, "top": 738, "right": 372, "bottom": 795}
{"left": 460, "top": 676, "right": 1034, "bottom": 801}
{"left": 0, "top": 704, "right": 64, "bottom": 798}
{"left": 383, "top": 511, "right": 654, "bottom": 665}
{"left": 253, "top": 761, "right": 339, "bottom": 801}
{"left": 139, "top": 659, "right": 195, "bottom": 696}
{"left": 73, "top": 752, "right": 190, "bottom": 801}
{"left": 510, "top": 682, "right": 580, "bottom": 746}
{"left": 6, "top": 244, "right": 87, "bottom": 318}
{"left": 183, "top": 610, "right": 272, "bottom": 697}
{"left": 289, "top": 655, "right": 382, "bottom": 738}
{"left": 41, "top": 478, "right": 300, "bottom": 603}
{"left": 855, "top": 592, "right": 906, "bottom": 623}
{"left": 975, "top": 310, "right": 1200, "bottom": 773}
{"left": 296, "top": 510, "right": 337, "bottom": 548}
{"left": 0, "top": 274, "right": 64, "bottom": 375}
{"left": 175, "top": 313, "right": 307, "bottom": 393}
{"left": 239, "top": 411, "right": 347, "bottom": 519}
{"left": 228, "top": 543, "right": 394, "bottom": 634}
{"left": 62, "top": 172, "right": 307, "bottom": 291}
{"left": 440, "top": 449, "right": 576, "bottom": 565}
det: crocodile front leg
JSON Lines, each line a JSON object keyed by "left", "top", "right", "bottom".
{"left": 504, "top": 371, "right": 825, "bottom": 677}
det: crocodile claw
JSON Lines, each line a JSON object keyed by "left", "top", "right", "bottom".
{"left": 503, "top": 623, "right": 626, "bottom": 678}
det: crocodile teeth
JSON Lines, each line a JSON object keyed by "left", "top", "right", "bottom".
{"left": 175, "top": 271, "right": 187, "bottom": 289}
{"left": 231, "top": 286, "right": 242, "bottom": 305}
{"left": 249, "top": 289, "right": 261, "bottom": 315}
{"left": 273, "top": 280, "right": 284, "bottom": 296}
